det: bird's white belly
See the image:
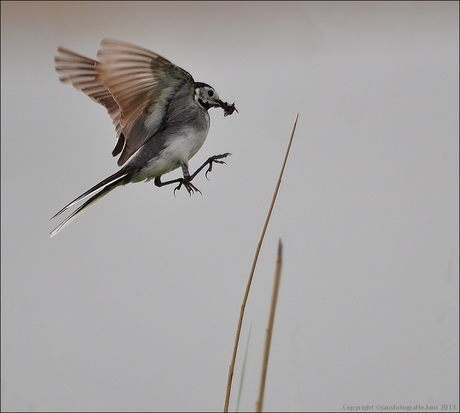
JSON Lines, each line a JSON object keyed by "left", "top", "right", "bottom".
{"left": 134, "top": 129, "right": 209, "bottom": 182}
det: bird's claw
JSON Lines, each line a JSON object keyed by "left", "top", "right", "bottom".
{"left": 169, "top": 152, "right": 231, "bottom": 195}
{"left": 173, "top": 179, "right": 202, "bottom": 196}
{"left": 204, "top": 153, "right": 231, "bottom": 179}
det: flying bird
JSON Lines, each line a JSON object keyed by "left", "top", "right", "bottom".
{"left": 50, "top": 39, "right": 237, "bottom": 237}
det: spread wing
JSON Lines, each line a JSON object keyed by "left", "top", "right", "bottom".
{"left": 96, "top": 39, "right": 195, "bottom": 166}
{"left": 55, "top": 39, "right": 195, "bottom": 166}
{"left": 55, "top": 47, "right": 122, "bottom": 135}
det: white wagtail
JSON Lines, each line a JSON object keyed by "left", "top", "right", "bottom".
{"left": 50, "top": 39, "right": 237, "bottom": 237}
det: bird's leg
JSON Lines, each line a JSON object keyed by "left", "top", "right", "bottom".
{"left": 190, "top": 153, "right": 232, "bottom": 180}
{"left": 154, "top": 163, "right": 201, "bottom": 196}
{"left": 154, "top": 153, "right": 231, "bottom": 195}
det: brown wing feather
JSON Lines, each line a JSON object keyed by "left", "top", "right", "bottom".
{"left": 55, "top": 39, "right": 195, "bottom": 166}
{"left": 54, "top": 47, "right": 121, "bottom": 133}
{"left": 96, "top": 39, "right": 195, "bottom": 165}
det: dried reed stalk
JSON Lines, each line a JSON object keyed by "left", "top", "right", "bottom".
{"left": 223, "top": 114, "right": 298, "bottom": 412}
{"left": 255, "top": 239, "right": 283, "bottom": 412}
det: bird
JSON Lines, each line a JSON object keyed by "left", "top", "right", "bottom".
{"left": 50, "top": 39, "right": 237, "bottom": 237}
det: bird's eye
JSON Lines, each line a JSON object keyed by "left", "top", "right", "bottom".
{"left": 207, "top": 90, "right": 214, "bottom": 97}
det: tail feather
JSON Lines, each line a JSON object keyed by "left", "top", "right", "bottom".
{"left": 51, "top": 169, "right": 129, "bottom": 220}
{"left": 50, "top": 169, "right": 132, "bottom": 237}
{"left": 50, "top": 174, "right": 127, "bottom": 238}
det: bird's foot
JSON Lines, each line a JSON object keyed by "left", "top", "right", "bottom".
{"left": 173, "top": 178, "right": 202, "bottom": 196}
{"left": 203, "top": 153, "right": 232, "bottom": 180}
{"left": 154, "top": 152, "right": 231, "bottom": 196}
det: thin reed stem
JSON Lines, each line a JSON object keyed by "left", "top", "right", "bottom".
{"left": 223, "top": 114, "right": 299, "bottom": 412}
{"left": 255, "top": 239, "right": 283, "bottom": 412}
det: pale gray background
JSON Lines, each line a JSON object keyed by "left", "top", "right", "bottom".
{"left": 1, "top": 2, "right": 458, "bottom": 412}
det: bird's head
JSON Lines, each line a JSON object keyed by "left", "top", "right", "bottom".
{"left": 194, "top": 82, "right": 238, "bottom": 116}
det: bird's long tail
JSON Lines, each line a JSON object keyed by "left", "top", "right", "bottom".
{"left": 50, "top": 169, "right": 130, "bottom": 237}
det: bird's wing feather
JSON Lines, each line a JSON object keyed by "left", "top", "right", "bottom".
{"left": 55, "top": 47, "right": 122, "bottom": 133}
{"left": 96, "top": 39, "right": 195, "bottom": 166}
{"left": 54, "top": 40, "right": 196, "bottom": 167}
